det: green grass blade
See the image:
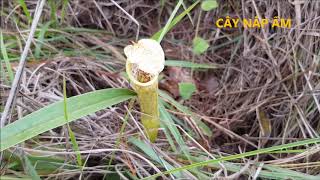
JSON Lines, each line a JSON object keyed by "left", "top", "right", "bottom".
{"left": 66, "top": 126, "right": 82, "bottom": 166}
{"left": 0, "top": 58, "right": 9, "bottom": 85}
{"left": 159, "top": 90, "right": 212, "bottom": 137}
{"left": 23, "top": 156, "right": 41, "bottom": 180}
{"left": 204, "top": 159, "right": 317, "bottom": 179}
{"left": 62, "top": 75, "right": 82, "bottom": 166}
{"left": 262, "top": 164, "right": 319, "bottom": 180}
{"left": 107, "top": 98, "right": 135, "bottom": 168}
{"left": 189, "top": 154, "right": 318, "bottom": 179}
{"left": 18, "top": 0, "right": 32, "bottom": 23}
{"left": 0, "top": 88, "right": 136, "bottom": 150}
{"left": 159, "top": 101, "right": 212, "bottom": 178}
{"left": 142, "top": 138, "right": 320, "bottom": 179}
{"left": 48, "top": 0, "right": 58, "bottom": 26}
{"left": 129, "top": 137, "right": 183, "bottom": 178}
{"left": 60, "top": 0, "right": 69, "bottom": 24}
{"left": 35, "top": 21, "right": 52, "bottom": 59}
{"left": 0, "top": 32, "right": 14, "bottom": 82}
{"left": 156, "top": 0, "right": 183, "bottom": 42}
{"left": 159, "top": 101, "right": 194, "bottom": 166}
{"left": 161, "top": 123, "right": 177, "bottom": 151}
{"left": 209, "top": 35, "right": 243, "bottom": 52}
{"left": 0, "top": 176, "right": 32, "bottom": 180}
{"left": 151, "top": 0, "right": 200, "bottom": 41}
{"left": 2, "top": 150, "right": 67, "bottom": 173}
{"left": 165, "top": 60, "right": 217, "bottom": 69}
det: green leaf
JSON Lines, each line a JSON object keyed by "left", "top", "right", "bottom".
{"left": 193, "top": 116, "right": 212, "bottom": 137}
{"left": 152, "top": 0, "right": 200, "bottom": 41}
{"left": 0, "top": 88, "right": 136, "bottom": 150}
{"left": 165, "top": 60, "right": 217, "bottom": 69}
{"left": 179, "top": 82, "right": 196, "bottom": 100}
{"left": 192, "top": 37, "right": 209, "bottom": 55}
{"left": 201, "top": 0, "right": 218, "bottom": 11}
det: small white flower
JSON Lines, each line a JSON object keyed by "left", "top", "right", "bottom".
{"left": 124, "top": 39, "right": 165, "bottom": 75}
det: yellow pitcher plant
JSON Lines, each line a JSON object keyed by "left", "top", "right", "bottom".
{"left": 124, "top": 39, "right": 165, "bottom": 142}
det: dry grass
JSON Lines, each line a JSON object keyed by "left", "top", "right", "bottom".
{"left": 1, "top": 0, "right": 320, "bottom": 179}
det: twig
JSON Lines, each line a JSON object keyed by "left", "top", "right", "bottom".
{"left": 0, "top": 0, "right": 46, "bottom": 127}
{"left": 0, "top": 0, "right": 46, "bottom": 167}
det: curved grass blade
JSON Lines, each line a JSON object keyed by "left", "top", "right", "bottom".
{"left": 129, "top": 137, "right": 183, "bottom": 178}
{"left": 156, "top": 0, "right": 183, "bottom": 43}
{"left": 18, "top": 0, "right": 32, "bottom": 23}
{"left": 60, "top": 0, "right": 69, "bottom": 24}
{"left": 23, "top": 156, "right": 41, "bottom": 180}
{"left": 151, "top": 0, "right": 200, "bottom": 41}
{"left": 0, "top": 88, "right": 136, "bottom": 150}
{"left": 35, "top": 21, "right": 52, "bottom": 59}
{"left": 142, "top": 138, "right": 320, "bottom": 179}
{"left": 159, "top": 90, "right": 212, "bottom": 137}
{"left": 62, "top": 75, "right": 82, "bottom": 166}
{"left": 0, "top": 176, "right": 32, "bottom": 180}
{"left": 165, "top": 60, "right": 217, "bottom": 69}
{"left": 0, "top": 32, "right": 14, "bottom": 82}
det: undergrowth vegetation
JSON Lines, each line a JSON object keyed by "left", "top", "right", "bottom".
{"left": 0, "top": 0, "right": 320, "bottom": 179}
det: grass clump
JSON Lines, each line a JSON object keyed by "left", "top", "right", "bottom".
{"left": 1, "top": 0, "right": 320, "bottom": 179}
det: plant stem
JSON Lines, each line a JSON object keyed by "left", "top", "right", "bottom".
{"left": 126, "top": 63, "right": 160, "bottom": 142}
